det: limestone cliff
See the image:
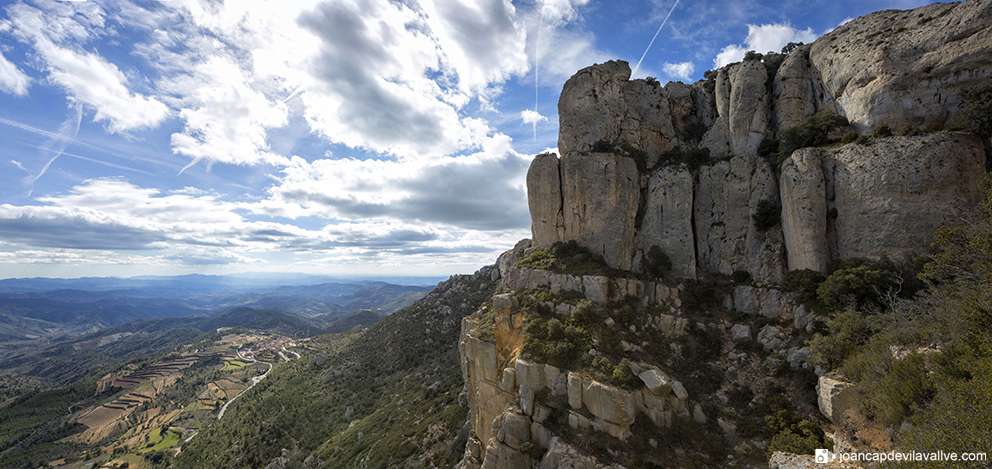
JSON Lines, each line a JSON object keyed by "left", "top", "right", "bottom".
{"left": 528, "top": 0, "right": 992, "bottom": 282}
{"left": 461, "top": 1, "right": 992, "bottom": 468}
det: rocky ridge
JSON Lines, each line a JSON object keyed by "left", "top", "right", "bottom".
{"left": 460, "top": 1, "right": 992, "bottom": 468}
{"left": 531, "top": 0, "right": 992, "bottom": 281}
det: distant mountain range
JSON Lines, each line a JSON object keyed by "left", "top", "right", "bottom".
{"left": 0, "top": 274, "right": 438, "bottom": 344}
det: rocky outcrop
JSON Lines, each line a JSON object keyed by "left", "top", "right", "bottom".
{"left": 809, "top": 0, "right": 992, "bottom": 133}
{"left": 526, "top": 0, "right": 992, "bottom": 281}
{"left": 539, "top": 437, "right": 626, "bottom": 469}
{"left": 557, "top": 61, "right": 705, "bottom": 165}
{"left": 818, "top": 375, "right": 858, "bottom": 424}
{"left": 779, "top": 133, "right": 987, "bottom": 268}
{"left": 529, "top": 154, "right": 564, "bottom": 247}
{"left": 772, "top": 46, "right": 825, "bottom": 132}
{"left": 695, "top": 154, "right": 786, "bottom": 284}
{"left": 698, "top": 57, "right": 774, "bottom": 157}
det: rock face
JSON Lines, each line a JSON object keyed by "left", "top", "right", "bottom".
{"left": 636, "top": 165, "right": 696, "bottom": 278}
{"left": 528, "top": 154, "right": 563, "bottom": 248}
{"left": 809, "top": 0, "right": 992, "bottom": 133}
{"left": 559, "top": 152, "right": 640, "bottom": 270}
{"left": 695, "top": 154, "right": 786, "bottom": 284}
{"left": 779, "top": 133, "right": 987, "bottom": 269}
{"left": 526, "top": 0, "right": 992, "bottom": 280}
{"left": 824, "top": 133, "right": 987, "bottom": 262}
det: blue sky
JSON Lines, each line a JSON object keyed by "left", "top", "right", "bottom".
{"left": 0, "top": 0, "right": 937, "bottom": 279}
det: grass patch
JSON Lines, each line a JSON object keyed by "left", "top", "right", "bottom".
{"left": 221, "top": 360, "right": 248, "bottom": 371}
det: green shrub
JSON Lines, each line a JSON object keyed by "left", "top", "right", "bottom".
{"left": 807, "top": 310, "right": 878, "bottom": 371}
{"left": 752, "top": 199, "right": 781, "bottom": 232}
{"left": 642, "top": 245, "right": 673, "bottom": 279}
{"left": 781, "top": 42, "right": 803, "bottom": 54}
{"left": 897, "top": 125, "right": 926, "bottom": 137}
{"left": 732, "top": 270, "right": 752, "bottom": 284}
{"left": 758, "top": 136, "right": 779, "bottom": 158}
{"left": 684, "top": 121, "right": 708, "bottom": 142}
{"left": 588, "top": 140, "right": 650, "bottom": 172}
{"left": 783, "top": 269, "right": 826, "bottom": 304}
{"left": 816, "top": 265, "right": 900, "bottom": 309}
{"left": 592, "top": 139, "right": 613, "bottom": 152}
{"left": 645, "top": 76, "right": 660, "bottom": 86}
{"left": 727, "top": 383, "right": 754, "bottom": 408}
{"left": 872, "top": 123, "right": 892, "bottom": 138}
{"left": 771, "top": 112, "right": 849, "bottom": 168}
{"left": 658, "top": 145, "right": 711, "bottom": 170}
{"left": 514, "top": 240, "right": 612, "bottom": 276}
{"left": 768, "top": 420, "right": 830, "bottom": 456}
{"left": 854, "top": 135, "right": 871, "bottom": 145}
{"left": 840, "top": 131, "right": 859, "bottom": 144}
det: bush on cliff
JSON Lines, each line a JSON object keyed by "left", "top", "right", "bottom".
{"left": 770, "top": 112, "right": 850, "bottom": 168}
{"left": 515, "top": 240, "right": 613, "bottom": 276}
{"left": 752, "top": 199, "right": 781, "bottom": 232}
{"left": 641, "top": 245, "right": 673, "bottom": 279}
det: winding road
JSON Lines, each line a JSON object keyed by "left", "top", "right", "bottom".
{"left": 217, "top": 360, "right": 272, "bottom": 420}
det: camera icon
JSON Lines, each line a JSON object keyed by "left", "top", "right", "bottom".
{"left": 815, "top": 449, "right": 830, "bottom": 463}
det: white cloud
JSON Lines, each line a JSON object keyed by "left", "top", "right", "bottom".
{"left": 0, "top": 176, "right": 526, "bottom": 271}
{"left": 0, "top": 0, "right": 601, "bottom": 274}
{"left": 714, "top": 44, "right": 748, "bottom": 69}
{"left": 0, "top": 51, "right": 30, "bottom": 95}
{"left": 419, "top": 0, "right": 530, "bottom": 94}
{"left": 521, "top": 110, "right": 547, "bottom": 124}
{"left": 662, "top": 61, "right": 695, "bottom": 81}
{"left": 169, "top": 57, "right": 291, "bottom": 171}
{"left": 256, "top": 134, "right": 530, "bottom": 231}
{"left": 7, "top": 3, "right": 169, "bottom": 133}
{"left": 713, "top": 23, "right": 817, "bottom": 68}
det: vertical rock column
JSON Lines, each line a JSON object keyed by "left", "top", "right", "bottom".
{"left": 527, "top": 153, "right": 563, "bottom": 248}
{"left": 779, "top": 148, "right": 830, "bottom": 273}
{"left": 560, "top": 152, "right": 640, "bottom": 271}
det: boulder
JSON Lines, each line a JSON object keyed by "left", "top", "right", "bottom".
{"left": 581, "top": 380, "right": 637, "bottom": 427}
{"left": 638, "top": 369, "right": 674, "bottom": 396}
{"left": 730, "top": 324, "right": 751, "bottom": 342}
{"left": 818, "top": 375, "right": 858, "bottom": 424}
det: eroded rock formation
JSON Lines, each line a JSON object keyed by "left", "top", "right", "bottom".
{"left": 526, "top": 0, "right": 992, "bottom": 282}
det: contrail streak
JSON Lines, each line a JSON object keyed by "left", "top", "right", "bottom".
{"left": 533, "top": 7, "right": 543, "bottom": 143}
{"left": 24, "top": 103, "right": 82, "bottom": 196}
{"left": 632, "top": 0, "right": 680, "bottom": 77}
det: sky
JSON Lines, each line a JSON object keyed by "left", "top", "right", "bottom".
{"left": 0, "top": 0, "right": 940, "bottom": 279}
